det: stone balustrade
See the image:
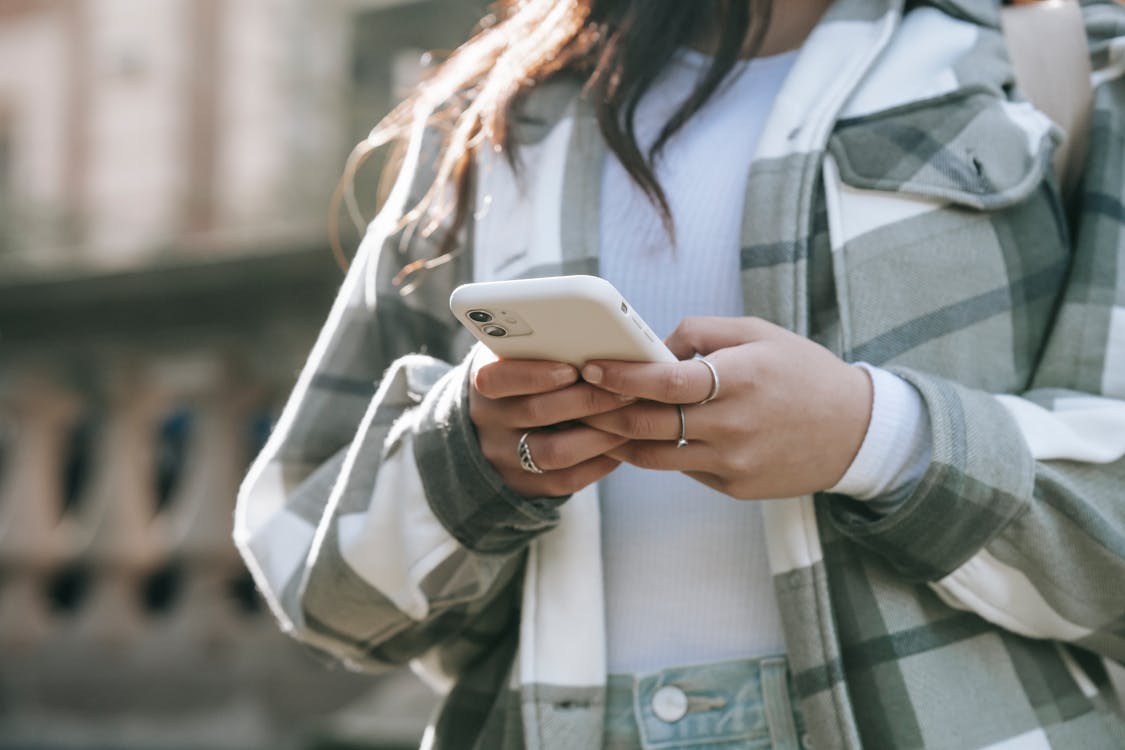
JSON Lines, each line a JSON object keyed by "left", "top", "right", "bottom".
{"left": 0, "top": 246, "right": 439, "bottom": 750}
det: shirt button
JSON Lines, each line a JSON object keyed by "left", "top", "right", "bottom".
{"left": 651, "top": 685, "right": 689, "bottom": 723}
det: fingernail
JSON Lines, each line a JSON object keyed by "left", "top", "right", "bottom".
{"left": 553, "top": 366, "right": 576, "bottom": 384}
{"left": 583, "top": 364, "right": 602, "bottom": 384}
{"left": 616, "top": 394, "right": 635, "bottom": 403}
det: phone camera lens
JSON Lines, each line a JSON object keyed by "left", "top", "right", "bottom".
{"left": 483, "top": 324, "right": 508, "bottom": 337}
{"left": 468, "top": 310, "right": 493, "bottom": 323}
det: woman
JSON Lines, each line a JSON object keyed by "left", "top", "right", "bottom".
{"left": 234, "top": 0, "right": 1125, "bottom": 747}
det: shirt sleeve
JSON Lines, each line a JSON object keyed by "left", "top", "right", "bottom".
{"left": 232, "top": 118, "right": 557, "bottom": 685}
{"left": 827, "top": 363, "right": 932, "bottom": 502}
{"left": 825, "top": 0, "right": 1125, "bottom": 664}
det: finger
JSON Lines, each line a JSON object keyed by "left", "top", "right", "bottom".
{"left": 503, "top": 383, "right": 635, "bottom": 428}
{"left": 474, "top": 357, "right": 578, "bottom": 399}
{"left": 605, "top": 441, "right": 713, "bottom": 472}
{"left": 664, "top": 316, "right": 775, "bottom": 359}
{"left": 522, "top": 426, "right": 630, "bottom": 471}
{"left": 582, "top": 402, "right": 706, "bottom": 441}
{"left": 506, "top": 455, "right": 621, "bottom": 498}
{"left": 581, "top": 358, "right": 713, "bottom": 405}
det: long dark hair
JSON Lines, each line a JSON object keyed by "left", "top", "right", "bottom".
{"left": 330, "top": 0, "right": 773, "bottom": 285}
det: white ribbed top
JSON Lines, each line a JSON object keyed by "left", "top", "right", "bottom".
{"left": 598, "top": 48, "right": 798, "bottom": 673}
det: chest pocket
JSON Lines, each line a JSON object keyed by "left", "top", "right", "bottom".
{"left": 822, "top": 86, "right": 1069, "bottom": 394}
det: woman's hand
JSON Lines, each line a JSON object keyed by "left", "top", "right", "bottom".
{"left": 469, "top": 348, "right": 633, "bottom": 498}
{"left": 580, "top": 316, "right": 873, "bottom": 500}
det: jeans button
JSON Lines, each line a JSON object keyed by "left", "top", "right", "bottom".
{"left": 651, "top": 685, "right": 688, "bottom": 723}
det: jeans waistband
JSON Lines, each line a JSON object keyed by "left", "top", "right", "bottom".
{"left": 603, "top": 654, "right": 807, "bottom": 750}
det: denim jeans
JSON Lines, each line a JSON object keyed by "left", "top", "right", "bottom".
{"left": 602, "top": 655, "right": 809, "bottom": 750}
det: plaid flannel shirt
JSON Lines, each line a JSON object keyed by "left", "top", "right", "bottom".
{"left": 234, "top": 0, "right": 1125, "bottom": 747}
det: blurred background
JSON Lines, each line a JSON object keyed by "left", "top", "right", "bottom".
{"left": 0, "top": 1, "right": 487, "bottom": 748}
{"left": 4, "top": 2, "right": 1125, "bottom": 750}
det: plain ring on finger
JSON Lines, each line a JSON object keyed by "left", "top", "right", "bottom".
{"left": 694, "top": 356, "right": 720, "bottom": 405}
{"left": 517, "top": 431, "right": 545, "bottom": 474}
{"left": 676, "top": 405, "right": 688, "bottom": 448}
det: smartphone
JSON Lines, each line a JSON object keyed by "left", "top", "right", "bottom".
{"left": 449, "top": 275, "right": 677, "bottom": 367}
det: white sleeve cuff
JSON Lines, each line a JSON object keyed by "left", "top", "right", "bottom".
{"left": 827, "top": 363, "right": 933, "bottom": 501}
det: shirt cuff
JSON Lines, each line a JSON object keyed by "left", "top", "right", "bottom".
{"left": 827, "top": 363, "right": 932, "bottom": 501}
{"left": 411, "top": 344, "right": 568, "bottom": 555}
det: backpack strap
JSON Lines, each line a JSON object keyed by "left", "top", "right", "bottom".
{"left": 1001, "top": 0, "right": 1093, "bottom": 202}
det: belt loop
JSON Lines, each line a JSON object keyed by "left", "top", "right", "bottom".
{"left": 760, "top": 657, "right": 800, "bottom": 750}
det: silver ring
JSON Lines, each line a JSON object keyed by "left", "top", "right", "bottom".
{"left": 695, "top": 357, "right": 720, "bottom": 405}
{"left": 676, "top": 405, "right": 688, "bottom": 448}
{"left": 517, "top": 431, "right": 545, "bottom": 474}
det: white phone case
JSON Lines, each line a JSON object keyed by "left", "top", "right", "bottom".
{"left": 449, "top": 275, "right": 677, "bottom": 367}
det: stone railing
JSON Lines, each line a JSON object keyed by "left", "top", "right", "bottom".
{"left": 0, "top": 244, "right": 438, "bottom": 750}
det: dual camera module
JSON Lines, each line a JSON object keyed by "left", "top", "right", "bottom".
{"left": 467, "top": 309, "right": 507, "bottom": 337}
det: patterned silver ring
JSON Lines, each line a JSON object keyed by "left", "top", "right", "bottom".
{"left": 694, "top": 357, "right": 720, "bottom": 405}
{"left": 676, "top": 405, "right": 688, "bottom": 448}
{"left": 517, "top": 431, "right": 545, "bottom": 474}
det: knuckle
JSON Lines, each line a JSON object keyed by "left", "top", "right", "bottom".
{"left": 668, "top": 319, "right": 691, "bottom": 344}
{"left": 531, "top": 435, "right": 566, "bottom": 471}
{"left": 735, "top": 356, "right": 764, "bottom": 389}
{"left": 517, "top": 396, "right": 546, "bottom": 426}
{"left": 592, "top": 414, "right": 625, "bottom": 439}
{"left": 579, "top": 385, "right": 605, "bottom": 415}
{"left": 473, "top": 367, "right": 498, "bottom": 397}
{"left": 723, "top": 451, "right": 757, "bottom": 477}
{"left": 717, "top": 453, "right": 740, "bottom": 475}
{"left": 662, "top": 367, "right": 691, "bottom": 400}
{"left": 479, "top": 436, "right": 508, "bottom": 469}
{"left": 468, "top": 395, "right": 485, "bottom": 426}
{"left": 755, "top": 349, "right": 781, "bottom": 377}
{"left": 470, "top": 391, "right": 501, "bottom": 427}
{"left": 530, "top": 367, "right": 559, "bottom": 393}
{"left": 624, "top": 410, "right": 656, "bottom": 438}
{"left": 627, "top": 445, "right": 661, "bottom": 470}
{"left": 715, "top": 411, "right": 746, "bottom": 438}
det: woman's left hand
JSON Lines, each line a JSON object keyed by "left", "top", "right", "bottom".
{"left": 580, "top": 316, "right": 873, "bottom": 500}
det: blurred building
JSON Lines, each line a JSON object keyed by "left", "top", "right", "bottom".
{"left": 0, "top": 1, "right": 484, "bottom": 748}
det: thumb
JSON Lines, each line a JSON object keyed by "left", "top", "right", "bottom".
{"left": 664, "top": 316, "right": 777, "bottom": 359}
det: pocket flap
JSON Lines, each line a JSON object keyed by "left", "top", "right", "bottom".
{"left": 828, "top": 87, "right": 1061, "bottom": 211}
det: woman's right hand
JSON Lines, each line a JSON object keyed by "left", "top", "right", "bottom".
{"left": 469, "top": 347, "right": 634, "bottom": 498}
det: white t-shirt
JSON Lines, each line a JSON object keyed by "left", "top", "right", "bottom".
{"left": 598, "top": 48, "right": 798, "bottom": 673}
{"left": 597, "top": 46, "right": 931, "bottom": 673}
